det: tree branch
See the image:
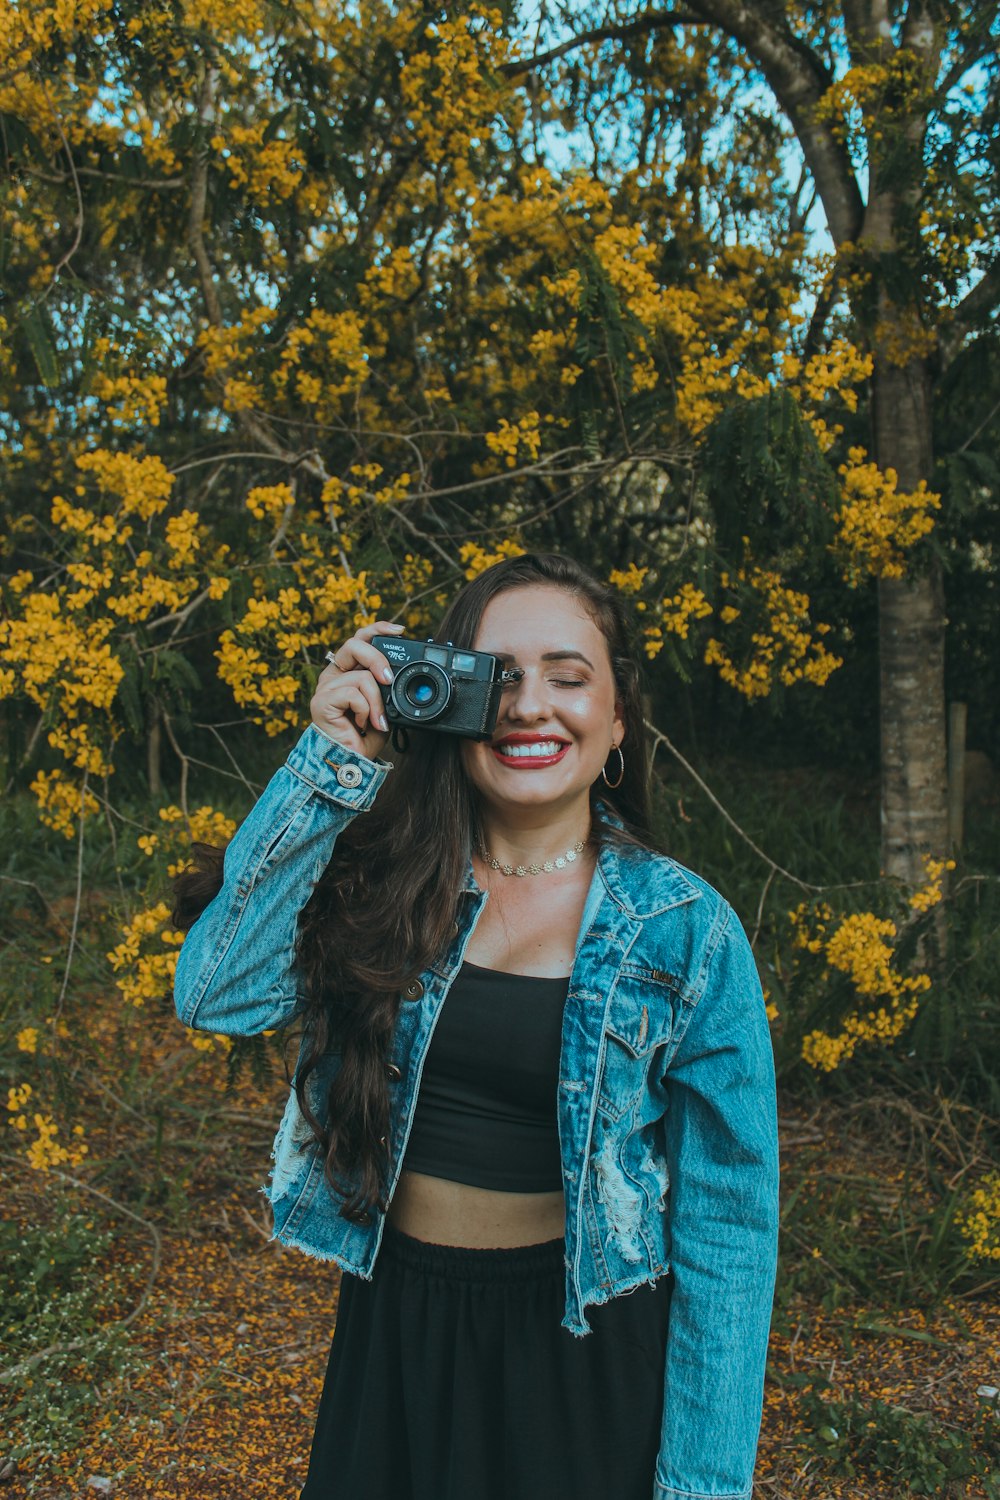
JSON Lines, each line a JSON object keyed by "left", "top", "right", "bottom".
{"left": 39, "top": 104, "right": 85, "bottom": 300}
{"left": 189, "top": 68, "right": 223, "bottom": 326}
{"left": 646, "top": 719, "right": 881, "bottom": 900}
{"left": 31, "top": 164, "right": 185, "bottom": 190}
{"left": 505, "top": 2, "right": 865, "bottom": 247}
{"left": 501, "top": 9, "right": 704, "bottom": 75}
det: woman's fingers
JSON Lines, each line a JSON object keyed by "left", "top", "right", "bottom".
{"left": 311, "top": 671, "right": 390, "bottom": 757}
{"left": 330, "top": 621, "right": 404, "bottom": 679}
{"left": 329, "top": 637, "right": 396, "bottom": 686}
{"left": 311, "top": 621, "right": 403, "bottom": 757}
{"left": 317, "top": 675, "right": 385, "bottom": 728}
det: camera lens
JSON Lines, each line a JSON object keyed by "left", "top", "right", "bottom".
{"left": 390, "top": 659, "right": 453, "bottom": 723}
{"left": 405, "top": 674, "right": 438, "bottom": 707}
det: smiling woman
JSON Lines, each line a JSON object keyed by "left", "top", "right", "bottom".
{"left": 172, "top": 553, "right": 779, "bottom": 1500}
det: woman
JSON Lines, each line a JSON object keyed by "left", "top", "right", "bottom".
{"left": 173, "top": 552, "right": 779, "bottom": 1500}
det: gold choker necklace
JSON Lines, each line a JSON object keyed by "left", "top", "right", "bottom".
{"left": 480, "top": 838, "right": 586, "bottom": 877}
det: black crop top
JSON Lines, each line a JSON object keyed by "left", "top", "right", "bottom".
{"left": 402, "top": 961, "right": 568, "bottom": 1193}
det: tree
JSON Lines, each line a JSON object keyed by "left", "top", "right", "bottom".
{"left": 514, "top": 0, "right": 1000, "bottom": 883}
{"left": 3, "top": 0, "right": 994, "bottom": 892}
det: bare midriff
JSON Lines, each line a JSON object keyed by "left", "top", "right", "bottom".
{"left": 384, "top": 846, "right": 590, "bottom": 1249}
{"left": 388, "top": 1170, "right": 565, "bottom": 1248}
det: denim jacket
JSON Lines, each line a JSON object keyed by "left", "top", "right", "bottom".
{"left": 174, "top": 725, "right": 779, "bottom": 1500}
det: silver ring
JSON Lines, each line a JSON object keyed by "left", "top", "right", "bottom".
{"left": 324, "top": 651, "right": 342, "bottom": 670}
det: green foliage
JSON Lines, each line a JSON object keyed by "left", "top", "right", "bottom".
{"left": 801, "top": 1388, "right": 1000, "bottom": 1497}
{"left": 701, "top": 389, "right": 840, "bottom": 561}
{"left": 0, "top": 1210, "right": 141, "bottom": 1463}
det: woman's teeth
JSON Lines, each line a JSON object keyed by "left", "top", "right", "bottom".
{"left": 496, "top": 740, "right": 563, "bottom": 759}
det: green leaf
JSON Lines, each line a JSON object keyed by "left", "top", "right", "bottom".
{"left": 20, "top": 304, "right": 60, "bottom": 388}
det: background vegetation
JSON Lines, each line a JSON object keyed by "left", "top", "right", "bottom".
{"left": 1, "top": 0, "right": 998, "bottom": 1494}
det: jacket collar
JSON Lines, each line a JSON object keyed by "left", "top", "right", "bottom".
{"left": 595, "top": 836, "right": 702, "bottom": 919}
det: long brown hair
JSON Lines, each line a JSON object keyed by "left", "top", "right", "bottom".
{"left": 175, "top": 553, "right": 655, "bottom": 1220}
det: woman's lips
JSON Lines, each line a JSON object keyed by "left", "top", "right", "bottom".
{"left": 490, "top": 738, "right": 569, "bottom": 767}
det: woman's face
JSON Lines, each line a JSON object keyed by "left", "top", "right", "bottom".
{"left": 460, "top": 584, "right": 625, "bottom": 826}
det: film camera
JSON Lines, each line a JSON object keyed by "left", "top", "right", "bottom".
{"left": 371, "top": 635, "right": 516, "bottom": 741}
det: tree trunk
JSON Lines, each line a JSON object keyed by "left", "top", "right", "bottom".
{"left": 871, "top": 334, "right": 948, "bottom": 883}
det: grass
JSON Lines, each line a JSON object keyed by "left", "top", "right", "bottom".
{"left": 1, "top": 754, "right": 999, "bottom": 1497}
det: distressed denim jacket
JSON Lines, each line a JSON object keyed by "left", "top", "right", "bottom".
{"left": 174, "top": 726, "right": 779, "bottom": 1500}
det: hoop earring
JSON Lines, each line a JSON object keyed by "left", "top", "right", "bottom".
{"left": 601, "top": 745, "right": 625, "bottom": 789}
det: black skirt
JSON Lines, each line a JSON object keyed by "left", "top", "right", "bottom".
{"left": 300, "top": 1225, "right": 671, "bottom": 1500}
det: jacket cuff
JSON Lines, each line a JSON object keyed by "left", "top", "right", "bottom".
{"left": 285, "top": 724, "right": 391, "bottom": 811}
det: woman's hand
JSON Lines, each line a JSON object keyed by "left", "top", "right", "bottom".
{"left": 311, "top": 621, "right": 405, "bottom": 760}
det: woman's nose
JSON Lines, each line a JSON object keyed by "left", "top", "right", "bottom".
{"left": 505, "top": 670, "right": 548, "bottom": 721}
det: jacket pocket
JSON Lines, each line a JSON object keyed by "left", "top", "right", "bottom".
{"left": 597, "top": 968, "right": 678, "bottom": 1122}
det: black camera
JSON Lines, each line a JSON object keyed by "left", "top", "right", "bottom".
{"left": 371, "top": 635, "right": 508, "bottom": 741}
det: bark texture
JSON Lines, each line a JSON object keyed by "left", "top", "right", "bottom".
{"left": 870, "top": 323, "right": 948, "bottom": 882}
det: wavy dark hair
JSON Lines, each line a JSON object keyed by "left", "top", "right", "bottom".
{"left": 175, "top": 552, "right": 656, "bottom": 1221}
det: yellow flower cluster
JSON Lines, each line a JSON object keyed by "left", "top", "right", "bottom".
{"left": 140, "top": 803, "right": 238, "bottom": 877}
{"left": 956, "top": 1173, "right": 1000, "bottom": 1263}
{"left": 835, "top": 447, "right": 941, "bottom": 583}
{"left": 703, "top": 565, "right": 841, "bottom": 699}
{"left": 1, "top": 591, "right": 123, "bottom": 730}
{"left": 26, "top": 1114, "right": 89, "bottom": 1172}
{"left": 29, "top": 769, "right": 101, "bottom": 838}
{"left": 484, "top": 413, "right": 542, "bottom": 468}
{"left": 76, "top": 448, "right": 175, "bottom": 519}
{"left": 6, "top": 1085, "right": 88, "bottom": 1171}
{"left": 780, "top": 337, "right": 873, "bottom": 453}
{"left": 816, "top": 61, "right": 890, "bottom": 144}
{"left": 825, "top": 912, "right": 930, "bottom": 999}
{"left": 458, "top": 539, "right": 525, "bottom": 579}
{"left": 396, "top": 553, "right": 436, "bottom": 633}
{"left": 608, "top": 564, "right": 649, "bottom": 595}
{"left": 0, "top": 446, "right": 227, "bottom": 828}
{"left": 212, "top": 563, "right": 386, "bottom": 735}
{"left": 662, "top": 583, "right": 712, "bottom": 640}
{"left": 246, "top": 484, "right": 295, "bottom": 522}
{"left": 272, "top": 308, "right": 372, "bottom": 414}
{"left": 791, "top": 905, "right": 931, "bottom": 1072}
{"left": 909, "top": 854, "right": 956, "bottom": 913}
{"left": 399, "top": 6, "right": 514, "bottom": 201}
{"left": 361, "top": 247, "right": 422, "bottom": 305}
{"left": 114, "top": 810, "right": 238, "bottom": 1055}
{"left": 183, "top": 0, "right": 265, "bottom": 38}
{"left": 642, "top": 584, "right": 713, "bottom": 659}
{"left": 106, "top": 900, "right": 184, "bottom": 1008}
{"left": 90, "top": 367, "right": 169, "bottom": 427}
{"left": 211, "top": 122, "right": 303, "bottom": 201}
{"left": 216, "top": 632, "right": 304, "bottom": 736}
{"left": 17, "top": 1027, "right": 39, "bottom": 1053}
{"left": 7, "top": 1082, "right": 32, "bottom": 1116}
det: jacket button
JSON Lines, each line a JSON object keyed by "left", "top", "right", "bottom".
{"left": 386, "top": 1063, "right": 402, "bottom": 1081}
{"left": 336, "top": 764, "right": 364, "bottom": 789}
{"left": 403, "top": 979, "right": 424, "bottom": 1001}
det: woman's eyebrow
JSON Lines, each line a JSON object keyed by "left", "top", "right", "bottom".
{"left": 492, "top": 649, "right": 595, "bottom": 669}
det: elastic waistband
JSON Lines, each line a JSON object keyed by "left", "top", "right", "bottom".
{"left": 380, "top": 1222, "right": 565, "bottom": 1283}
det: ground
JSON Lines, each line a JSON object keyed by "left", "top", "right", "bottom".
{"left": 1, "top": 985, "right": 997, "bottom": 1499}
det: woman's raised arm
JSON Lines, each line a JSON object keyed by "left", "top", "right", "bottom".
{"left": 173, "top": 726, "right": 392, "bottom": 1036}
{"left": 173, "top": 622, "right": 403, "bottom": 1036}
